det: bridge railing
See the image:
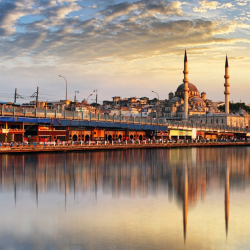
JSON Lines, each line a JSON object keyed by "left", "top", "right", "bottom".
{"left": 1, "top": 106, "right": 250, "bottom": 133}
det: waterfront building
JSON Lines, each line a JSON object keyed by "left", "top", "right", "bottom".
{"left": 162, "top": 52, "right": 250, "bottom": 128}
{"left": 189, "top": 57, "right": 250, "bottom": 128}
{"left": 163, "top": 51, "right": 219, "bottom": 119}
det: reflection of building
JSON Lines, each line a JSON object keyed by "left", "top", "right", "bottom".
{"left": 225, "top": 165, "right": 230, "bottom": 236}
{"left": 1, "top": 147, "right": 249, "bottom": 240}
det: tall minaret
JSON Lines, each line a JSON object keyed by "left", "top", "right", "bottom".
{"left": 224, "top": 56, "right": 230, "bottom": 114}
{"left": 183, "top": 50, "right": 189, "bottom": 120}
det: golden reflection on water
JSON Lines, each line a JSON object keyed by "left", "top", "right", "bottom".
{"left": 0, "top": 147, "right": 250, "bottom": 249}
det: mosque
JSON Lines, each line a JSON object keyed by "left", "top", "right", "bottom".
{"left": 162, "top": 51, "right": 250, "bottom": 128}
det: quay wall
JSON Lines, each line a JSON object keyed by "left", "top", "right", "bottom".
{"left": 0, "top": 141, "right": 249, "bottom": 154}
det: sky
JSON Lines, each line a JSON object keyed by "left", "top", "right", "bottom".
{"left": 0, "top": 0, "right": 250, "bottom": 104}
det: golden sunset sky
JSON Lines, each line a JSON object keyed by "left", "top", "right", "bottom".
{"left": 0, "top": 0, "right": 249, "bottom": 103}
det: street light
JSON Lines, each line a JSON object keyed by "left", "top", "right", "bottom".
{"left": 87, "top": 93, "right": 92, "bottom": 104}
{"left": 74, "top": 91, "right": 79, "bottom": 102}
{"left": 151, "top": 90, "right": 159, "bottom": 100}
{"left": 93, "top": 89, "right": 98, "bottom": 114}
{"left": 151, "top": 90, "right": 159, "bottom": 119}
{"left": 93, "top": 89, "right": 98, "bottom": 105}
{"left": 59, "top": 75, "right": 67, "bottom": 101}
{"left": 137, "top": 100, "right": 142, "bottom": 120}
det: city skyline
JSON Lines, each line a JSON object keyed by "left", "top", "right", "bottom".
{"left": 0, "top": 0, "right": 250, "bottom": 103}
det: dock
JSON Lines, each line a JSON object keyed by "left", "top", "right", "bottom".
{"left": 0, "top": 141, "right": 249, "bottom": 154}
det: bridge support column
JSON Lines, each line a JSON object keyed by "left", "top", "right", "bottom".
{"left": 24, "top": 108, "right": 27, "bottom": 117}
{"left": 90, "top": 113, "right": 92, "bottom": 121}
{"left": 45, "top": 109, "right": 47, "bottom": 118}
{"left": 55, "top": 110, "right": 57, "bottom": 118}
{"left": 1, "top": 105, "right": 4, "bottom": 116}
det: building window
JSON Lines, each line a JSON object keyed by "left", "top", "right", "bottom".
{"left": 211, "top": 119, "right": 213, "bottom": 124}
{"left": 216, "top": 119, "right": 218, "bottom": 124}
{"left": 222, "top": 119, "right": 223, "bottom": 124}
{"left": 201, "top": 120, "right": 202, "bottom": 123}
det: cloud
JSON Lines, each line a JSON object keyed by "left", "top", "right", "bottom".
{"left": 235, "top": 0, "right": 249, "bottom": 6}
{"left": 0, "top": 0, "right": 35, "bottom": 36}
{"left": 193, "top": 1, "right": 219, "bottom": 13}
{"left": 100, "top": 0, "right": 184, "bottom": 22}
{"left": 0, "top": 0, "right": 249, "bottom": 70}
{"left": 193, "top": 1, "right": 234, "bottom": 13}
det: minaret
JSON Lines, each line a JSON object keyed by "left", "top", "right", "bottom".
{"left": 183, "top": 50, "right": 189, "bottom": 120}
{"left": 224, "top": 56, "right": 230, "bottom": 114}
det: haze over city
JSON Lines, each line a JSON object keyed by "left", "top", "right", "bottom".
{"left": 0, "top": 0, "right": 250, "bottom": 103}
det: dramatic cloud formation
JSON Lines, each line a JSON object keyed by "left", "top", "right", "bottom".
{"left": 0, "top": 0, "right": 250, "bottom": 103}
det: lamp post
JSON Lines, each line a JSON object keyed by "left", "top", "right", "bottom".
{"left": 137, "top": 100, "right": 142, "bottom": 120}
{"left": 74, "top": 91, "right": 79, "bottom": 102}
{"left": 59, "top": 75, "right": 67, "bottom": 101}
{"left": 87, "top": 94, "right": 92, "bottom": 104}
{"left": 152, "top": 90, "right": 159, "bottom": 119}
{"left": 93, "top": 89, "right": 98, "bottom": 114}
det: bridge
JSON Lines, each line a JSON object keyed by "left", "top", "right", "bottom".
{"left": 0, "top": 106, "right": 250, "bottom": 135}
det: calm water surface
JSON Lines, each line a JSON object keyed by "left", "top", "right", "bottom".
{"left": 0, "top": 147, "right": 250, "bottom": 250}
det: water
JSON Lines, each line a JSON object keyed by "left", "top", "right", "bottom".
{"left": 0, "top": 147, "right": 249, "bottom": 250}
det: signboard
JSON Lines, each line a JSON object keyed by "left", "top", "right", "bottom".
{"left": 141, "top": 108, "right": 148, "bottom": 112}
{"left": 170, "top": 130, "right": 192, "bottom": 136}
{"left": 2, "top": 129, "right": 9, "bottom": 134}
{"left": 38, "top": 126, "right": 52, "bottom": 131}
{"left": 157, "top": 131, "right": 169, "bottom": 136}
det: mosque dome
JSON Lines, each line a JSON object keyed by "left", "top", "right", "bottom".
{"left": 191, "top": 97, "right": 205, "bottom": 104}
{"left": 178, "top": 103, "right": 191, "bottom": 109}
{"left": 238, "top": 109, "right": 248, "bottom": 116}
{"left": 175, "top": 83, "right": 200, "bottom": 98}
{"left": 176, "top": 83, "right": 198, "bottom": 92}
{"left": 168, "top": 96, "right": 182, "bottom": 103}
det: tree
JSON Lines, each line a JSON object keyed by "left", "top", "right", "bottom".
{"left": 218, "top": 102, "right": 250, "bottom": 114}
{"left": 90, "top": 103, "right": 100, "bottom": 107}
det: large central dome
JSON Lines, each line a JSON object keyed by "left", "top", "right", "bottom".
{"left": 175, "top": 82, "right": 200, "bottom": 98}
{"left": 176, "top": 83, "right": 198, "bottom": 92}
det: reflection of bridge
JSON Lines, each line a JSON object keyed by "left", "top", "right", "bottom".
{"left": 1, "top": 107, "right": 249, "bottom": 134}
{"left": 0, "top": 148, "right": 249, "bottom": 242}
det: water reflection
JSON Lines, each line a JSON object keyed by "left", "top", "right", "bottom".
{"left": 0, "top": 147, "right": 250, "bottom": 249}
